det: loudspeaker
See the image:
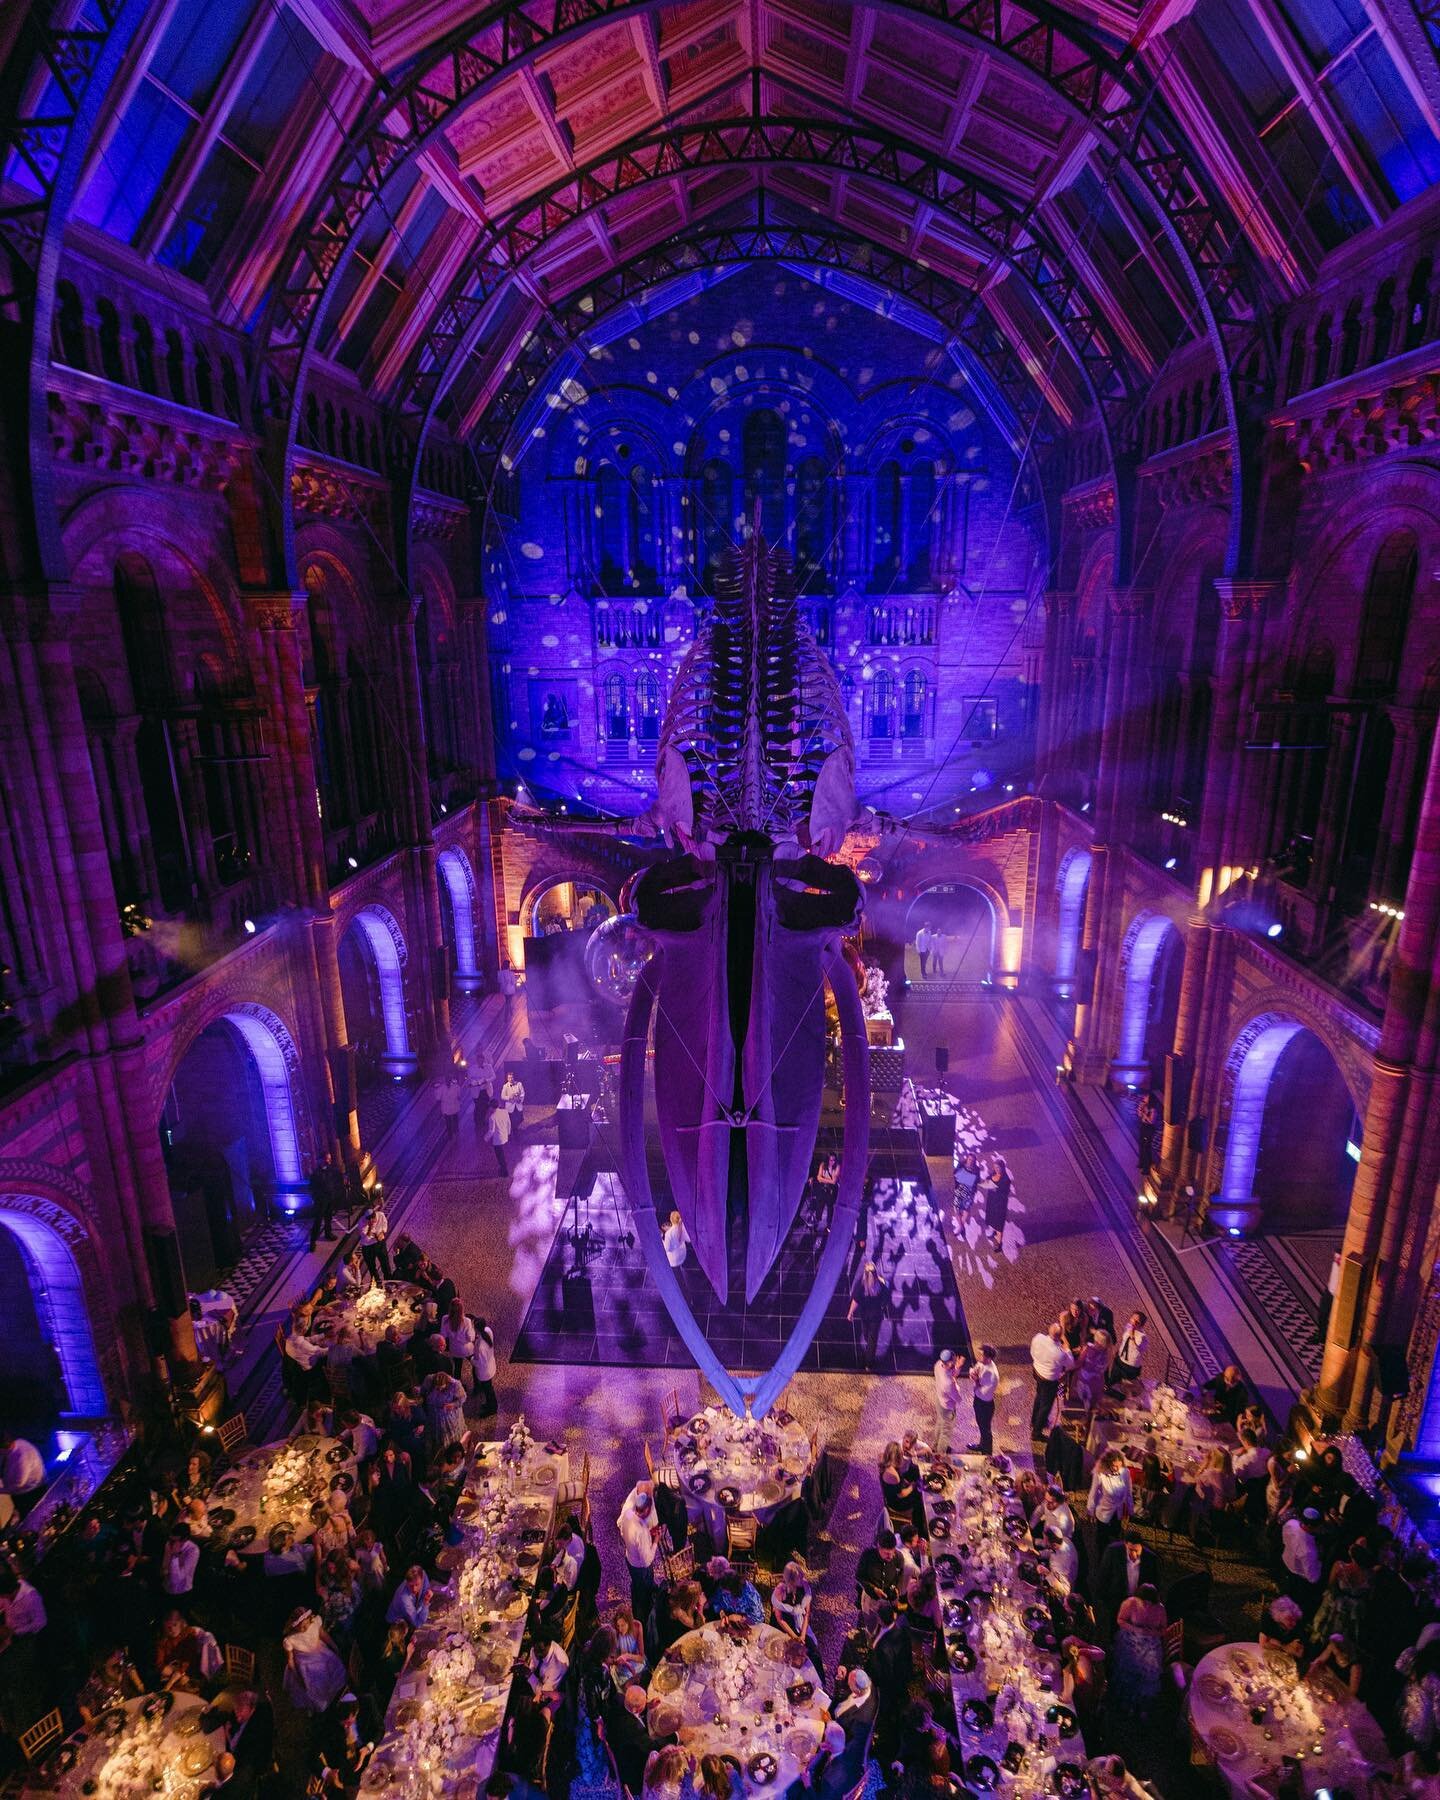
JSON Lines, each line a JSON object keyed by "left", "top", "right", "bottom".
{"left": 143, "top": 1306, "right": 173, "bottom": 1358}
{"left": 1331, "top": 1252, "right": 1367, "bottom": 1352}
{"left": 1164, "top": 1054, "right": 1192, "bottom": 1128}
{"left": 1374, "top": 1343, "right": 1411, "bottom": 1399}
{"left": 144, "top": 1226, "right": 188, "bottom": 1317}
{"left": 934, "top": 1046, "right": 950, "bottom": 1075}
{"left": 329, "top": 1044, "right": 358, "bottom": 1112}
{"left": 561, "top": 1270, "right": 595, "bottom": 1332}
{"left": 1186, "top": 1115, "right": 1208, "bottom": 1155}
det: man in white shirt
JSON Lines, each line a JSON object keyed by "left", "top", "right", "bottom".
{"left": 284, "top": 1325, "right": 329, "bottom": 1371}
{"left": 0, "top": 1432, "right": 46, "bottom": 1518}
{"left": 1029, "top": 1324, "right": 1075, "bottom": 1438}
{"left": 914, "top": 925, "right": 932, "bottom": 980}
{"left": 0, "top": 1566, "right": 46, "bottom": 1636}
{"left": 1032, "top": 1486, "right": 1077, "bottom": 1540}
{"left": 965, "top": 1344, "right": 1000, "bottom": 1455}
{"left": 438, "top": 1074, "right": 464, "bottom": 1139}
{"left": 161, "top": 1523, "right": 201, "bottom": 1598}
{"left": 484, "top": 1100, "right": 512, "bottom": 1175}
{"left": 500, "top": 1072, "right": 525, "bottom": 1127}
{"left": 1044, "top": 1526, "right": 1079, "bottom": 1589}
{"left": 1281, "top": 1507, "right": 1324, "bottom": 1611}
{"left": 359, "top": 1200, "right": 391, "bottom": 1281}
{"left": 1107, "top": 1311, "right": 1148, "bottom": 1391}
{"left": 932, "top": 1348, "right": 963, "bottom": 1454}
{"left": 616, "top": 1485, "right": 661, "bottom": 1621}
{"left": 551, "top": 1516, "right": 586, "bottom": 1591}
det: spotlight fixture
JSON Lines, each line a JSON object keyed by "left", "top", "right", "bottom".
{"left": 243, "top": 918, "right": 257, "bottom": 935}
{"left": 1265, "top": 922, "right": 1283, "bottom": 939}
{"left": 347, "top": 855, "right": 359, "bottom": 869}
{"left": 1369, "top": 901, "right": 1405, "bottom": 921}
{"left": 1160, "top": 810, "right": 1189, "bottom": 828}
{"left": 1164, "top": 857, "right": 1177, "bottom": 870}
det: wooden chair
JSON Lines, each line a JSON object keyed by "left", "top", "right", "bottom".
{"left": 662, "top": 1542, "right": 696, "bottom": 1585}
{"left": 1162, "top": 1618, "right": 1190, "bottom": 1693}
{"left": 223, "top": 1643, "right": 256, "bottom": 1686}
{"left": 557, "top": 1452, "right": 590, "bottom": 1512}
{"left": 19, "top": 1710, "right": 63, "bottom": 1763}
{"left": 217, "top": 1412, "right": 248, "bottom": 1456}
{"left": 661, "top": 1387, "right": 683, "bottom": 1434}
{"left": 725, "top": 1514, "right": 758, "bottom": 1558}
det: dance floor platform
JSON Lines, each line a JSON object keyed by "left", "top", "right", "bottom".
{"left": 513, "top": 1128, "right": 972, "bottom": 1373}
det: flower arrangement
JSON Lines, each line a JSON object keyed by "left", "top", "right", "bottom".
{"left": 501, "top": 1416, "right": 533, "bottom": 1465}
{"left": 860, "top": 964, "right": 890, "bottom": 1019}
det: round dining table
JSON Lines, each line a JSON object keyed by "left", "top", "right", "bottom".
{"left": 667, "top": 1406, "right": 812, "bottom": 1542}
{"left": 35, "top": 1692, "right": 226, "bottom": 1800}
{"left": 205, "top": 1432, "right": 357, "bottom": 1556}
{"left": 1188, "top": 1641, "right": 1392, "bottom": 1797}
{"left": 646, "top": 1623, "right": 828, "bottom": 1796}
{"left": 310, "top": 1280, "right": 424, "bottom": 1352}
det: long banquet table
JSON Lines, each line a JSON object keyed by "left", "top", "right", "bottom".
{"left": 919, "top": 1451, "right": 1090, "bottom": 1799}
{"left": 359, "top": 1435, "right": 568, "bottom": 1799}
{"left": 646, "top": 1623, "right": 829, "bottom": 1795}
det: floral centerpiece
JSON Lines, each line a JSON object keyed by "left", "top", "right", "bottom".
{"left": 501, "top": 1416, "right": 533, "bottom": 1465}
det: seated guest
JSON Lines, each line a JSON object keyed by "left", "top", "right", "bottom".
{"left": 878, "top": 1441, "right": 918, "bottom": 1528}
{"left": 1191, "top": 1447, "right": 1238, "bottom": 1538}
{"left": 604, "top": 1684, "right": 653, "bottom": 1796}
{"left": 386, "top": 1564, "right": 432, "bottom": 1629}
{"left": 1133, "top": 1440, "right": 1170, "bottom": 1524}
{"left": 641, "top": 1746, "right": 689, "bottom": 1800}
{"left": 315, "top": 1690, "right": 378, "bottom": 1795}
{"left": 1258, "top": 1593, "right": 1307, "bottom": 1662}
{"left": 374, "top": 1621, "right": 411, "bottom": 1701}
{"left": 1200, "top": 1364, "right": 1249, "bottom": 1427}
{"left": 1309, "top": 1631, "right": 1363, "bottom": 1696}
{"left": 1046, "top": 1525, "right": 1080, "bottom": 1590}
{"left": 550, "top": 1515, "right": 585, "bottom": 1591}
{"left": 499, "top": 1669, "right": 553, "bottom": 1786}
{"left": 657, "top": 1579, "right": 705, "bottom": 1650}
{"left": 334, "top": 1250, "right": 371, "bottom": 1298}
{"left": 170, "top": 1451, "right": 214, "bottom": 1514}
{"left": 772, "top": 1562, "right": 819, "bottom": 1662}
{"left": 384, "top": 1394, "right": 426, "bottom": 1463}
{"left": 317, "top": 1550, "right": 363, "bottom": 1644}
{"left": 864, "top": 1600, "right": 911, "bottom": 1715}
{"left": 326, "top": 1326, "right": 362, "bottom": 1402}
{"left": 1032, "top": 1485, "right": 1077, "bottom": 1540}
{"left": 337, "top": 1408, "right": 380, "bottom": 1464}
{"left": 220, "top": 1689, "right": 275, "bottom": 1791}
{"left": 1237, "top": 1402, "right": 1269, "bottom": 1443}
{"left": 77, "top": 1646, "right": 144, "bottom": 1722}
{"left": 154, "top": 1608, "right": 205, "bottom": 1689}
{"left": 701, "top": 1556, "right": 763, "bottom": 1624}
{"left": 314, "top": 1491, "right": 356, "bottom": 1559}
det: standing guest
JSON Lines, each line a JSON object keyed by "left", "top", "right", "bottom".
{"left": 1109, "top": 1584, "right": 1167, "bottom": 1717}
{"left": 914, "top": 923, "right": 932, "bottom": 980}
{"left": 1281, "top": 1507, "right": 1325, "bottom": 1613}
{"left": 422, "top": 1365, "right": 468, "bottom": 1451}
{"left": 1107, "top": 1312, "right": 1148, "bottom": 1391}
{"left": 1133, "top": 1439, "right": 1171, "bottom": 1524}
{"left": 484, "top": 1097, "right": 512, "bottom": 1175}
{"left": 1086, "top": 1296, "right": 1117, "bottom": 1340}
{"left": 441, "top": 1299, "right": 477, "bottom": 1377}
{"left": 438, "top": 1073, "right": 464, "bottom": 1140}
{"left": 0, "top": 1563, "right": 46, "bottom": 1638}
{"left": 930, "top": 930, "right": 947, "bottom": 979}
{"left": 0, "top": 1431, "right": 46, "bottom": 1519}
{"left": 964, "top": 1343, "right": 1000, "bottom": 1455}
{"left": 1029, "top": 1322, "right": 1075, "bottom": 1439}
{"left": 1058, "top": 1298, "right": 1087, "bottom": 1356}
{"left": 1135, "top": 1091, "right": 1159, "bottom": 1174}
{"left": 1233, "top": 1428, "right": 1271, "bottom": 1527}
{"left": 77, "top": 1648, "right": 144, "bottom": 1723}
{"left": 878, "top": 1443, "right": 920, "bottom": 1533}
{"left": 359, "top": 1199, "right": 391, "bottom": 1282}
{"left": 1317, "top": 1251, "right": 1341, "bottom": 1344}
{"left": 846, "top": 1262, "right": 889, "bottom": 1371}
{"left": 855, "top": 1531, "right": 904, "bottom": 1621}
{"left": 617, "top": 1487, "right": 662, "bottom": 1624}
{"left": 984, "top": 1155, "right": 1013, "bottom": 1249}
{"left": 283, "top": 1608, "right": 347, "bottom": 1714}
{"left": 1311, "top": 1539, "right": 1374, "bottom": 1647}
{"left": 316, "top": 1691, "right": 378, "bottom": 1795}
{"left": 326, "top": 1326, "right": 361, "bottom": 1403}
{"left": 309, "top": 1154, "right": 344, "bottom": 1249}
{"left": 471, "top": 1317, "right": 498, "bottom": 1420}
{"left": 1094, "top": 1535, "right": 1157, "bottom": 1634}
{"left": 662, "top": 1210, "right": 689, "bottom": 1269}
{"left": 160, "top": 1521, "right": 201, "bottom": 1601}
{"left": 500, "top": 1069, "right": 525, "bottom": 1129}
{"left": 1087, "top": 1449, "right": 1134, "bottom": 1554}
{"left": 1075, "top": 1331, "right": 1111, "bottom": 1413}
{"left": 932, "top": 1348, "right": 962, "bottom": 1454}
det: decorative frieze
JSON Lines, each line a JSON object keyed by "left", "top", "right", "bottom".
{"left": 47, "top": 388, "right": 243, "bottom": 491}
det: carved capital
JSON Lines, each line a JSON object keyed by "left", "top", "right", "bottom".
{"left": 1213, "top": 577, "right": 1282, "bottom": 623}
{"left": 246, "top": 590, "right": 307, "bottom": 632}
{"left": 1043, "top": 589, "right": 1076, "bottom": 619}
{"left": 1110, "top": 586, "right": 1152, "bottom": 618}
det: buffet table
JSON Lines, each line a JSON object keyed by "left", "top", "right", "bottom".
{"left": 647, "top": 1623, "right": 828, "bottom": 1795}
{"left": 360, "top": 1430, "right": 565, "bottom": 1799}
{"left": 205, "top": 1434, "right": 357, "bottom": 1555}
{"left": 1188, "top": 1642, "right": 1391, "bottom": 1797}
{"left": 920, "top": 1453, "right": 1089, "bottom": 1799}
{"left": 29, "top": 1692, "right": 225, "bottom": 1800}
{"left": 667, "top": 1405, "right": 812, "bottom": 1542}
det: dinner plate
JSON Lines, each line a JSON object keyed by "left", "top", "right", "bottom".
{"left": 1051, "top": 1762, "right": 1086, "bottom": 1797}
{"left": 213, "top": 1478, "right": 239, "bottom": 1498}
{"left": 326, "top": 1446, "right": 348, "bottom": 1465}
{"left": 763, "top": 1636, "right": 789, "bottom": 1664}
{"left": 756, "top": 1480, "right": 783, "bottom": 1506}
{"left": 1209, "top": 1726, "right": 1244, "bottom": 1762}
{"left": 652, "top": 1662, "right": 684, "bottom": 1695}
{"left": 965, "top": 1755, "right": 1000, "bottom": 1790}
{"left": 230, "top": 1524, "right": 256, "bottom": 1549}
{"left": 173, "top": 1712, "right": 203, "bottom": 1739}
{"left": 718, "top": 1486, "right": 741, "bottom": 1510}
{"left": 533, "top": 1464, "right": 557, "bottom": 1485}
{"left": 960, "top": 1699, "right": 992, "bottom": 1732}
{"left": 783, "top": 1727, "right": 816, "bottom": 1760}
{"left": 1197, "top": 1673, "right": 1231, "bottom": 1705}
{"left": 650, "top": 1704, "right": 684, "bottom": 1739}
{"left": 747, "top": 1753, "right": 779, "bottom": 1785}
{"left": 1044, "top": 1705, "right": 1078, "bottom": 1741}
{"left": 208, "top": 1507, "right": 235, "bottom": 1529}
{"left": 179, "top": 1743, "right": 214, "bottom": 1778}
{"left": 930, "top": 1517, "right": 951, "bottom": 1540}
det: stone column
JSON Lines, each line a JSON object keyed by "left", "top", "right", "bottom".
{"left": 1373, "top": 705, "right": 1427, "bottom": 906}
{"left": 389, "top": 596, "right": 449, "bottom": 1056}
{"left": 1035, "top": 590, "right": 1075, "bottom": 779}
{"left": 1317, "top": 707, "right": 1440, "bottom": 1426}
{"left": 457, "top": 597, "right": 495, "bottom": 784}
{"left": 1195, "top": 580, "right": 1278, "bottom": 904}
{"left": 1158, "top": 915, "right": 1214, "bottom": 1199}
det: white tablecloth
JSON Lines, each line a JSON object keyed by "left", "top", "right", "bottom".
{"left": 311, "top": 1281, "right": 424, "bottom": 1353}
{"left": 33, "top": 1693, "right": 225, "bottom": 1800}
{"left": 1188, "top": 1642, "right": 1391, "bottom": 1797}
{"left": 668, "top": 1406, "right": 812, "bottom": 1541}
{"left": 205, "top": 1433, "right": 357, "bottom": 1555}
{"left": 648, "top": 1624, "right": 827, "bottom": 1795}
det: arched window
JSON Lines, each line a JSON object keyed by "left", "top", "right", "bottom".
{"left": 902, "top": 670, "right": 927, "bottom": 739}
{"left": 1311, "top": 313, "right": 1333, "bottom": 387}
{"left": 700, "top": 459, "right": 733, "bottom": 587}
{"left": 1338, "top": 298, "right": 1362, "bottom": 378}
{"left": 870, "top": 670, "right": 895, "bottom": 739}
{"left": 194, "top": 346, "right": 214, "bottom": 414}
{"left": 604, "top": 672, "right": 628, "bottom": 742}
{"left": 743, "top": 409, "right": 786, "bottom": 542}
{"left": 165, "top": 328, "right": 186, "bottom": 403}
{"left": 795, "top": 456, "right": 829, "bottom": 592}
{"left": 133, "top": 316, "right": 158, "bottom": 394}
{"left": 908, "top": 460, "right": 937, "bottom": 587}
{"left": 636, "top": 670, "right": 661, "bottom": 744}
{"left": 631, "top": 464, "right": 656, "bottom": 587}
{"left": 873, "top": 461, "right": 901, "bottom": 586}
{"left": 1355, "top": 531, "right": 1417, "bottom": 697}
{"left": 1371, "top": 278, "right": 1396, "bottom": 364}
{"left": 56, "top": 282, "right": 86, "bottom": 369}
{"left": 97, "top": 299, "right": 123, "bottom": 384}
{"left": 596, "top": 463, "right": 626, "bottom": 592}
{"left": 1406, "top": 258, "right": 1432, "bottom": 352}
{"left": 114, "top": 556, "right": 189, "bottom": 910}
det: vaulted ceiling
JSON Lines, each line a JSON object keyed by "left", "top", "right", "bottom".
{"left": 10, "top": 0, "right": 1440, "bottom": 476}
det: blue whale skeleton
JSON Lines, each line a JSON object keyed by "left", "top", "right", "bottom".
{"left": 618, "top": 516, "right": 872, "bottom": 1419}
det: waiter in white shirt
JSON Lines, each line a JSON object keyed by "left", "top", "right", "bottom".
{"left": 616, "top": 1486, "right": 662, "bottom": 1623}
{"left": 0, "top": 1431, "right": 46, "bottom": 1519}
{"left": 1029, "top": 1324, "right": 1075, "bottom": 1439}
{"left": 1107, "top": 1311, "right": 1148, "bottom": 1391}
{"left": 965, "top": 1344, "right": 1000, "bottom": 1456}
{"left": 932, "top": 1349, "right": 963, "bottom": 1454}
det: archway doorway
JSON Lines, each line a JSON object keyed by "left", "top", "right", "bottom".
{"left": 340, "top": 906, "right": 416, "bottom": 1081}
{"left": 161, "top": 1008, "right": 305, "bottom": 1283}
{"left": 0, "top": 1203, "right": 107, "bottom": 1423}
{"left": 1212, "top": 1018, "right": 1358, "bottom": 1236}
{"left": 1112, "top": 915, "right": 1183, "bottom": 1089}
{"left": 1054, "top": 850, "right": 1092, "bottom": 998}
{"left": 437, "top": 848, "right": 481, "bottom": 993}
{"left": 523, "top": 879, "right": 619, "bottom": 1014}
{"left": 904, "top": 884, "right": 1000, "bottom": 986}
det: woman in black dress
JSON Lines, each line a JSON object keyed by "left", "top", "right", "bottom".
{"left": 983, "top": 1155, "right": 1012, "bottom": 1247}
